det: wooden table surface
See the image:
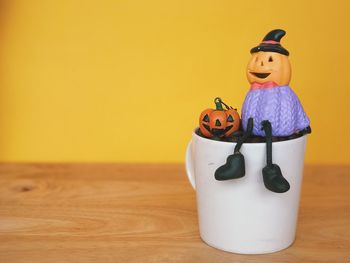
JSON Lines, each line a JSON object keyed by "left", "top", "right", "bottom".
{"left": 0, "top": 164, "right": 349, "bottom": 263}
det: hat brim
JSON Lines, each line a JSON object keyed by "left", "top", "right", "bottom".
{"left": 250, "top": 44, "right": 289, "bottom": 56}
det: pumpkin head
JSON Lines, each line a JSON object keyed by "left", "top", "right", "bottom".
{"left": 199, "top": 98, "right": 240, "bottom": 138}
{"left": 246, "top": 51, "right": 291, "bottom": 86}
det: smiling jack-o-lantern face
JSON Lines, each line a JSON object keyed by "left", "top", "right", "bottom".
{"left": 199, "top": 105, "right": 240, "bottom": 138}
{"left": 246, "top": 51, "right": 291, "bottom": 86}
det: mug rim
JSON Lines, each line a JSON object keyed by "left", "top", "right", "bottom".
{"left": 192, "top": 128, "right": 307, "bottom": 147}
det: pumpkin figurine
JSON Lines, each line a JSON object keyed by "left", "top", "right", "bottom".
{"left": 214, "top": 29, "right": 311, "bottom": 193}
{"left": 199, "top": 97, "right": 240, "bottom": 138}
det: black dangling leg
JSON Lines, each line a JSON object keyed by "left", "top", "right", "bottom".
{"left": 261, "top": 120, "right": 290, "bottom": 193}
{"left": 215, "top": 118, "right": 253, "bottom": 181}
{"left": 234, "top": 117, "right": 254, "bottom": 154}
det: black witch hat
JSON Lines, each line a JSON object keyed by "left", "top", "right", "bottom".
{"left": 250, "top": 29, "right": 289, "bottom": 56}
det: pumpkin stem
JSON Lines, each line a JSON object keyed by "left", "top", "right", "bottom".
{"left": 214, "top": 97, "right": 231, "bottom": 110}
{"left": 214, "top": 97, "right": 224, "bottom": 110}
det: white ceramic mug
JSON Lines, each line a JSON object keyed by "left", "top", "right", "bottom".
{"left": 185, "top": 130, "right": 307, "bottom": 254}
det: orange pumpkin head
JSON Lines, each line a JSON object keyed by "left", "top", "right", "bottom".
{"left": 199, "top": 98, "right": 240, "bottom": 138}
{"left": 246, "top": 51, "right": 291, "bottom": 86}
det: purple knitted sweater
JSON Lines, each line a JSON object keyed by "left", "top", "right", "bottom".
{"left": 241, "top": 85, "right": 310, "bottom": 136}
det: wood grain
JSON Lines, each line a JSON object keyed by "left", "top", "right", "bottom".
{"left": 0, "top": 164, "right": 349, "bottom": 263}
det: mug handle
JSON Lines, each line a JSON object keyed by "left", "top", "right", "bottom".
{"left": 185, "top": 140, "right": 196, "bottom": 190}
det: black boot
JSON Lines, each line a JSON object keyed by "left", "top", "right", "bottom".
{"left": 262, "top": 164, "right": 290, "bottom": 193}
{"left": 214, "top": 118, "right": 253, "bottom": 181}
{"left": 215, "top": 152, "right": 245, "bottom": 180}
{"left": 261, "top": 120, "right": 290, "bottom": 193}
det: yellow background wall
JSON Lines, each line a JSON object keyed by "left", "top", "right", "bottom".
{"left": 0, "top": 0, "right": 349, "bottom": 164}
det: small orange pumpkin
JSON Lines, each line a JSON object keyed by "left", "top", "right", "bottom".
{"left": 199, "top": 98, "right": 240, "bottom": 138}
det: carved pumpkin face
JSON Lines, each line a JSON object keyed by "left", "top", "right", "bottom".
{"left": 199, "top": 102, "right": 240, "bottom": 138}
{"left": 246, "top": 51, "right": 291, "bottom": 86}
